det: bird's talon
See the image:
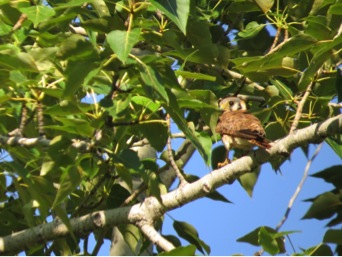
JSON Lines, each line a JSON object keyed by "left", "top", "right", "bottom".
{"left": 217, "top": 158, "right": 230, "bottom": 168}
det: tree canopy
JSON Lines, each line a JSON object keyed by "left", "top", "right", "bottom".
{"left": 0, "top": 0, "right": 341, "bottom": 255}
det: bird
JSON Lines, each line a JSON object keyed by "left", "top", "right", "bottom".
{"left": 215, "top": 96, "right": 271, "bottom": 167}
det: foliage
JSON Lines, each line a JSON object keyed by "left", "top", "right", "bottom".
{"left": 0, "top": 0, "right": 341, "bottom": 255}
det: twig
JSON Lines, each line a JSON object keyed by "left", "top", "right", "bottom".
{"left": 275, "top": 142, "right": 323, "bottom": 231}
{"left": 37, "top": 101, "right": 45, "bottom": 136}
{"left": 289, "top": 73, "right": 318, "bottom": 134}
{"left": 138, "top": 222, "right": 175, "bottom": 252}
{"left": 166, "top": 114, "right": 188, "bottom": 186}
{"left": 12, "top": 14, "right": 27, "bottom": 32}
{"left": 269, "top": 27, "right": 281, "bottom": 52}
{"left": 266, "top": 29, "right": 290, "bottom": 56}
{"left": 328, "top": 102, "right": 342, "bottom": 108}
{"left": 220, "top": 67, "right": 265, "bottom": 91}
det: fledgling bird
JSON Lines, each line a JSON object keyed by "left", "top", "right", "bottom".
{"left": 215, "top": 97, "right": 271, "bottom": 167}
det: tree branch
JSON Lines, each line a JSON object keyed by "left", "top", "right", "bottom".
{"left": 138, "top": 222, "right": 175, "bottom": 252}
{"left": 0, "top": 114, "right": 341, "bottom": 255}
{"left": 166, "top": 114, "right": 188, "bottom": 186}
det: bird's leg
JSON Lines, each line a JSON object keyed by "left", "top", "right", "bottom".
{"left": 217, "top": 150, "right": 230, "bottom": 168}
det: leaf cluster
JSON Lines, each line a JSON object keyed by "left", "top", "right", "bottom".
{"left": 0, "top": 0, "right": 341, "bottom": 255}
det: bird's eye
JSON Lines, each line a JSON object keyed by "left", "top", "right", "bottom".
{"left": 229, "top": 101, "right": 234, "bottom": 106}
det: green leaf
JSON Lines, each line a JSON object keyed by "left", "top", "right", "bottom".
{"left": 238, "top": 166, "right": 260, "bottom": 197}
{"left": 335, "top": 68, "right": 342, "bottom": 102}
{"left": 311, "top": 165, "right": 342, "bottom": 188}
{"left": 19, "top": 6, "right": 55, "bottom": 27}
{"left": 52, "top": 166, "right": 82, "bottom": 208}
{"left": 238, "top": 21, "right": 265, "bottom": 38}
{"left": 146, "top": 170, "right": 167, "bottom": 201}
{"left": 0, "top": 52, "right": 38, "bottom": 72}
{"left": 302, "top": 243, "right": 334, "bottom": 256}
{"left": 45, "top": 100, "right": 92, "bottom": 115}
{"left": 237, "top": 226, "right": 262, "bottom": 246}
{"left": 62, "top": 60, "right": 98, "bottom": 98}
{"left": 137, "top": 122, "right": 168, "bottom": 152}
{"left": 270, "top": 78, "right": 293, "bottom": 100}
{"left": 117, "top": 224, "right": 142, "bottom": 254}
{"left": 325, "top": 136, "right": 342, "bottom": 159}
{"left": 172, "top": 88, "right": 219, "bottom": 139}
{"left": 57, "top": 34, "right": 98, "bottom": 61}
{"left": 298, "top": 36, "right": 342, "bottom": 91}
{"left": 323, "top": 229, "right": 342, "bottom": 245}
{"left": 175, "top": 70, "right": 216, "bottom": 81}
{"left": 232, "top": 34, "right": 317, "bottom": 82}
{"left": 211, "top": 145, "right": 227, "bottom": 170}
{"left": 164, "top": 91, "right": 210, "bottom": 165}
{"left": 254, "top": 0, "right": 274, "bottom": 13}
{"left": 107, "top": 184, "right": 132, "bottom": 209}
{"left": 173, "top": 220, "right": 210, "bottom": 255}
{"left": 139, "top": 65, "right": 169, "bottom": 103}
{"left": 237, "top": 226, "right": 287, "bottom": 255}
{"left": 150, "top": 0, "right": 190, "bottom": 35}
{"left": 118, "top": 149, "right": 143, "bottom": 171}
{"left": 54, "top": 0, "right": 90, "bottom": 9}
{"left": 186, "top": 21, "right": 212, "bottom": 47}
{"left": 258, "top": 226, "right": 280, "bottom": 255}
{"left": 107, "top": 28, "right": 141, "bottom": 63}
{"left": 328, "top": 2, "right": 342, "bottom": 15}
{"left": 302, "top": 192, "right": 341, "bottom": 220}
{"left": 158, "top": 245, "right": 197, "bottom": 256}
{"left": 52, "top": 205, "right": 75, "bottom": 242}
{"left": 45, "top": 117, "right": 95, "bottom": 137}
{"left": 131, "top": 95, "right": 161, "bottom": 112}
{"left": 205, "top": 189, "right": 232, "bottom": 203}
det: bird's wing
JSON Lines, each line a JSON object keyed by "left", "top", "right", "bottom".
{"left": 216, "top": 110, "right": 270, "bottom": 148}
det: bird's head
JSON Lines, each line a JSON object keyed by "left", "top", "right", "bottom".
{"left": 218, "top": 97, "right": 247, "bottom": 111}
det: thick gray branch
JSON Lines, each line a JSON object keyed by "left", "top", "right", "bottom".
{"left": 0, "top": 114, "right": 341, "bottom": 254}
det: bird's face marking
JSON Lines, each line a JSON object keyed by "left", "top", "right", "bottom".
{"left": 219, "top": 97, "right": 247, "bottom": 112}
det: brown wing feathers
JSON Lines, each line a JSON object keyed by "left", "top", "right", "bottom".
{"left": 216, "top": 110, "right": 271, "bottom": 149}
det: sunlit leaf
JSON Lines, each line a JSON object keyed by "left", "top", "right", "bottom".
{"left": 19, "top": 6, "right": 55, "bottom": 27}
{"left": 302, "top": 243, "right": 334, "bottom": 256}
{"left": 270, "top": 78, "right": 293, "bottom": 100}
{"left": 254, "top": 0, "right": 274, "bottom": 13}
{"left": 54, "top": 0, "right": 90, "bottom": 9}
{"left": 298, "top": 36, "right": 342, "bottom": 91}
{"left": 175, "top": 70, "right": 216, "bottom": 81}
{"left": 258, "top": 226, "right": 280, "bottom": 255}
{"left": 325, "top": 136, "right": 342, "bottom": 159}
{"left": 107, "top": 28, "right": 141, "bottom": 63}
{"left": 140, "top": 65, "right": 169, "bottom": 103}
{"left": 150, "top": 0, "right": 190, "bottom": 35}
{"left": 238, "top": 21, "right": 265, "bottom": 38}
{"left": 0, "top": 52, "right": 38, "bottom": 71}
{"left": 164, "top": 90, "right": 210, "bottom": 165}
